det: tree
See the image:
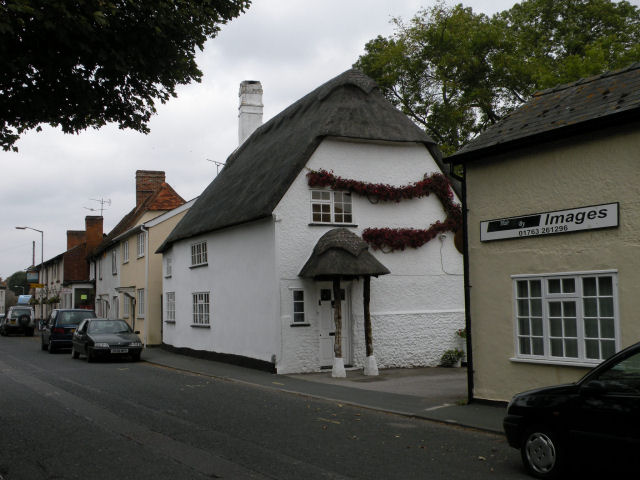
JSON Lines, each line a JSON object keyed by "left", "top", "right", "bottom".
{"left": 354, "top": 0, "right": 640, "bottom": 155}
{"left": 0, "top": 0, "right": 251, "bottom": 152}
{"left": 5, "top": 270, "right": 28, "bottom": 297}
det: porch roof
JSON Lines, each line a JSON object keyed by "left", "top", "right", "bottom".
{"left": 299, "top": 228, "right": 390, "bottom": 280}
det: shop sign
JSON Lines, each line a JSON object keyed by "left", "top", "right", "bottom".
{"left": 481, "top": 203, "right": 619, "bottom": 241}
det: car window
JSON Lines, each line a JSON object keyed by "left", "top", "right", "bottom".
{"left": 592, "top": 350, "right": 640, "bottom": 394}
{"left": 88, "top": 320, "right": 131, "bottom": 334}
{"left": 58, "top": 311, "right": 96, "bottom": 325}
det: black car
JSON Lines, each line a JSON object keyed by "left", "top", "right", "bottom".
{"left": 504, "top": 342, "right": 640, "bottom": 478}
{"left": 41, "top": 309, "right": 96, "bottom": 353}
{"left": 71, "top": 318, "right": 143, "bottom": 362}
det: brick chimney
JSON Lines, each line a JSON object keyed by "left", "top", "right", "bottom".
{"left": 67, "top": 230, "right": 86, "bottom": 250}
{"left": 238, "top": 80, "right": 263, "bottom": 146}
{"left": 85, "top": 216, "right": 103, "bottom": 253}
{"left": 136, "top": 170, "right": 166, "bottom": 207}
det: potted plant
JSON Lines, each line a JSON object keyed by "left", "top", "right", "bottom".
{"left": 456, "top": 328, "right": 467, "bottom": 364}
{"left": 440, "top": 348, "right": 464, "bottom": 368}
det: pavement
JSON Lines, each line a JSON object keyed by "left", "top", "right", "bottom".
{"left": 142, "top": 347, "right": 507, "bottom": 434}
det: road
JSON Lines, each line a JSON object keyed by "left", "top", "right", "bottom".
{"left": 0, "top": 334, "right": 529, "bottom": 480}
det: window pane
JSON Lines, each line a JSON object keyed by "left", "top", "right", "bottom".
{"left": 531, "top": 318, "right": 543, "bottom": 336}
{"left": 585, "top": 339, "right": 600, "bottom": 359}
{"left": 517, "top": 281, "right": 528, "bottom": 298}
{"left": 550, "top": 339, "right": 563, "bottom": 356}
{"left": 293, "top": 302, "right": 304, "bottom": 313}
{"left": 517, "top": 300, "right": 529, "bottom": 316}
{"left": 549, "top": 301, "right": 561, "bottom": 317}
{"left": 563, "top": 301, "right": 576, "bottom": 318}
{"left": 583, "top": 298, "right": 597, "bottom": 317}
{"left": 584, "top": 318, "right": 598, "bottom": 338}
{"left": 564, "top": 318, "right": 577, "bottom": 337}
{"left": 565, "top": 339, "right": 578, "bottom": 357}
{"left": 532, "top": 338, "right": 544, "bottom": 355}
{"left": 562, "top": 278, "right": 575, "bottom": 293}
{"left": 519, "top": 337, "right": 531, "bottom": 355}
{"left": 548, "top": 279, "right": 561, "bottom": 294}
{"left": 600, "top": 318, "right": 615, "bottom": 338}
{"left": 583, "top": 277, "right": 597, "bottom": 296}
{"left": 601, "top": 340, "right": 616, "bottom": 359}
{"left": 518, "top": 317, "right": 530, "bottom": 335}
{"left": 599, "top": 277, "right": 613, "bottom": 296}
{"left": 599, "top": 298, "right": 613, "bottom": 317}
{"left": 293, "top": 290, "right": 303, "bottom": 301}
{"left": 294, "top": 313, "right": 305, "bottom": 322}
{"left": 531, "top": 299, "right": 542, "bottom": 316}
{"left": 530, "top": 280, "right": 542, "bottom": 298}
{"left": 550, "top": 318, "right": 562, "bottom": 337}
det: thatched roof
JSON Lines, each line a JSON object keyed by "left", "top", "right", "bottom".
{"left": 157, "top": 69, "right": 451, "bottom": 253}
{"left": 299, "top": 228, "right": 390, "bottom": 279}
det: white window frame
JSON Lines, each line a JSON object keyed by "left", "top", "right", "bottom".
{"left": 512, "top": 270, "right": 619, "bottom": 366}
{"left": 190, "top": 241, "right": 208, "bottom": 267}
{"left": 165, "top": 255, "right": 172, "bottom": 277}
{"left": 310, "top": 189, "right": 353, "bottom": 224}
{"left": 137, "top": 232, "right": 145, "bottom": 258}
{"left": 292, "top": 289, "right": 305, "bottom": 324}
{"left": 123, "top": 295, "right": 130, "bottom": 317}
{"left": 192, "top": 292, "right": 210, "bottom": 326}
{"left": 166, "top": 292, "right": 175, "bottom": 322}
{"left": 122, "top": 240, "right": 129, "bottom": 264}
{"left": 111, "top": 250, "right": 117, "bottom": 275}
{"left": 137, "top": 288, "right": 145, "bottom": 317}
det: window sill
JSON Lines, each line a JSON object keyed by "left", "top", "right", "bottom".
{"left": 190, "top": 324, "right": 211, "bottom": 328}
{"left": 164, "top": 275, "right": 172, "bottom": 278}
{"left": 164, "top": 320, "right": 176, "bottom": 324}
{"left": 290, "top": 323, "right": 310, "bottom": 327}
{"left": 309, "top": 223, "right": 357, "bottom": 228}
{"left": 510, "top": 357, "right": 598, "bottom": 368}
{"left": 189, "top": 263, "right": 208, "bottom": 269}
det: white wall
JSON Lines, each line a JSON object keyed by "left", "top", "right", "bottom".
{"left": 93, "top": 246, "right": 120, "bottom": 318}
{"left": 274, "top": 138, "right": 464, "bottom": 373}
{"left": 163, "top": 218, "right": 280, "bottom": 364}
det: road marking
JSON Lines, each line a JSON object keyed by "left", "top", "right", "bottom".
{"left": 423, "top": 403, "right": 452, "bottom": 411}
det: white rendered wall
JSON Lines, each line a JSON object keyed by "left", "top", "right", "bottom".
{"left": 162, "top": 218, "right": 280, "bottom": 364}
{"left": 274, "top": 138, "right": 464, "bottom": 373}
{"left": 94, "top": 247, "right": 120, "bottom": 318}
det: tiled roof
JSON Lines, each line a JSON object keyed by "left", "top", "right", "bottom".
{"left": 448, "top": 63, "right": 640, "bottom": 163}
{"left": 91, "top": 182, "right": 185, "bottom": 257}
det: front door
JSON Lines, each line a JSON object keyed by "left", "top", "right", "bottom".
{"left": 318, "top": 284, "right": 350, "bottom": 368}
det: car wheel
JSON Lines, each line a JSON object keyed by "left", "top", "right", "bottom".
{"left": 132, "top": 352, "right": 141, "bottom": 362}
{"left": 47, "top": 341, "right": 56, "bottom": 354}
{"left": 521, "top": 426, "right": 564, "bottom": 479}
{"left": 71, "top": 345, "right": 79, "bottom": 359}
{"left": 41, "top": 338, "right": 47, "bottom": 351}
{"left": 26, "top": 327, "right": 34, "bottom": 337}
{"left": 87, "top": 348, "right": 95, "bottom": 363}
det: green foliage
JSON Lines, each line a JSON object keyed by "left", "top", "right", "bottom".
{"left": 440, "top": 348, "right": 464, "bottom": 367}
{"left": 0, "top": 0, "right": 251, "bottom": 151}
{"left": 354, "top": 0, "right": 640, "bottom": 156}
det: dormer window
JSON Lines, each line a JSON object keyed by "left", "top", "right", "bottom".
{"left": 310, "top": 190, "right": 352, "bottom": 224}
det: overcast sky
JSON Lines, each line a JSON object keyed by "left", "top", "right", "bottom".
{"left": 1, "top": 0, "right": 635, "bottom": 281}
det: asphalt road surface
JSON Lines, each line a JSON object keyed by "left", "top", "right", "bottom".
{"left": 0, "top": 334, "right": 529, "bottom": 480}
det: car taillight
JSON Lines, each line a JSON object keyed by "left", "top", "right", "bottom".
{"left": 53, "top": 327, "right": 65, "bottom": 334}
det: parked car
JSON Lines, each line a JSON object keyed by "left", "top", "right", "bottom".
{"left": 71, "top": 318, "right": 143, "bottom": 362}
{"left": 41, "top": 309, "right": 96, "bottom": 353}
{"left": 0, "top": 305, "right": 35, "bottom": 336}
{"left": 504, "top": 341, "right": 640, "bottom": 478}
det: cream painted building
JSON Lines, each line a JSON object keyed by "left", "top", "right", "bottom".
{"left": 90, "top": 171, "right": 188, "bottom": 346}
{"left": 448, "top": 64, "right": 640, "bottom": 402}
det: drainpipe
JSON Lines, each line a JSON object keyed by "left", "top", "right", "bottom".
{"left": 141, "top": 225, "right": 150, "bottom": 348}
{"left": 461, "top": 164, "right": 474, "bottom": 404}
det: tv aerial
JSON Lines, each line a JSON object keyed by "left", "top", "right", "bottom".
{"left": 84, "top": 198, "right": 111, "bottom": 216}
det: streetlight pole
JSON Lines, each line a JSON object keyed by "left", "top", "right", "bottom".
{"left": 15, "top": 226, "right": 44, "bottom": 321}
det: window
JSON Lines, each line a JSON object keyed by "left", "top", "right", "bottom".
{"left": 166, "top": 292, "right": 175, "bottom": 322}
{"left": 111, "top": 250, "right": 117, "bottom": 275}
{"left": 122, "top": 240, "right": 129, "bottom": 264}
{"left": 192, "top": 292, "right": 210, "bottom": 325}
{"left": 123, "top": 296, "right": 130, "bottom": 317}
{"left": 137, "top": 232, "right": 145, "bottom": 258}
{"left": 514, "top": 272, "right": 618, "bottom": 364}
{"left": 98, "top": 258, "right": 102, "bottom": 280}
{"left": 293, "top": 290, "right": 305, "bottom": 323}
{"left": 191, "top": 241, "right": 208, "bottom": 267}
{"left": 165, "top": 255, "right": 172, "bottom": 277}
{"left": 310, "top": 190, "right": 352, "bottom": 224}
{"left": 137, "top": 288, "right": 145, "bottom": 317}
